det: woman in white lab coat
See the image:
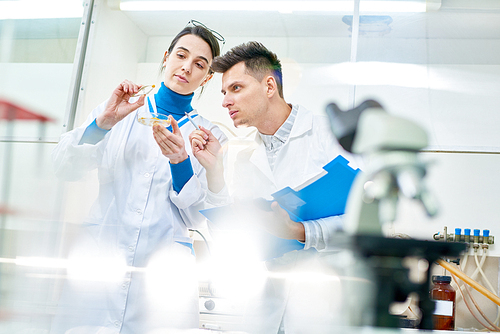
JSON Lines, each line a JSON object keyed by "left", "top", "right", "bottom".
{"left": 51, "top": 22, "right": 227, "bottom": 334}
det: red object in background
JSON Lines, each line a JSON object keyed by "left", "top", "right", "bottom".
{"left": 0, "top": 99, "right": 55, "bottom": 122}
{"left": 0, "top": 99, "right": 55, "bottom": 218}
{"left": 0, "top": 204, "right": 15, "bottom": 215}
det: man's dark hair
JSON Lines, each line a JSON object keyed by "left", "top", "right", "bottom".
{"left": 212, "top": 41, "right": 284, "bottom": 98}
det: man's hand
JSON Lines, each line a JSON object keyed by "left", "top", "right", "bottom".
{"left": 235, "top": 200, "right": 306, "bottom": 241}
{"left": 153, "top": 116, "right": 189, "bottom": 164}
{"left": 264, "top": 201, "right": 305, "bottom": 241}
{"left": 189, "top": 126, "right": 225, "bottom": 193}
{"left": 189, "top": 126, "right": 222, "bottom": 171}
{"left": 96, "top": 80, "right": 145, "bottom": 130}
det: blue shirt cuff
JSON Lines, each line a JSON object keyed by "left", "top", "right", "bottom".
{"left": 78, "top": 118, "right": 109, "bottom": 145}
{"left": 170, "top": 156, "right": 194, "bottom": 193}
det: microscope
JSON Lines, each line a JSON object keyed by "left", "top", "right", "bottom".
{"left": 326, "top": 100, "right": 465, "bottom": 329}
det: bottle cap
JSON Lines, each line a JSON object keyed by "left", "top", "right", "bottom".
{"left": 432, "top": 275, "right": 451, "bottom": 283}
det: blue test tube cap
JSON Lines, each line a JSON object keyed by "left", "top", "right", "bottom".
{"left": 464, "top": 229, "right": 471, "bottom": 236}
{"left": 474, "top": 229, "right": 480, "bottom": 236}
{"left": 455, "top": 228, "right": 462, "bottom": 235}
{"left": 483, "top": 229, "right": 490, "bottom": 237}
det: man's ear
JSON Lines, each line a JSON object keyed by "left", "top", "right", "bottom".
{"left": 265, "top": 75, "right": 278, "bottom": 98}
{"left": 201, "top": 73, "right": 214, "bottom": 87}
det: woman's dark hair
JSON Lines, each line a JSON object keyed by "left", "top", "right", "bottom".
{"left": 160, "top": 26, "right": 221, "bottom": 76}
{"left": 211, "top": 41, "right": 283, "bottom": 98}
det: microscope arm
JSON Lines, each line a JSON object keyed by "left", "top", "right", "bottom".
{"left": 326, "top": 101, "right": 436, "bottom": 236}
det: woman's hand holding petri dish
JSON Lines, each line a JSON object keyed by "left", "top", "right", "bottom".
{"left": 97, "top": 80, "right": 147, "bottom": 130}
{"left": 133, "top": 84, "right": 171, "bottom": 126}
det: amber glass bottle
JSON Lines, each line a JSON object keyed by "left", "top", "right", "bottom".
{"left": 430, "top": 275, "right": 456, "bottom": 330}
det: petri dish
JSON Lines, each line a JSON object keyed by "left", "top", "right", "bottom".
{"left": 131, "top": 84, "right": 155, "bottom": 97}
{"left": 136, "top": 112, "right": 171, "bottom": 127}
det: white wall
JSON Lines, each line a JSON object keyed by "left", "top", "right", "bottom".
{"left": 393, "top": 152, "right": 500, "bottom": 252}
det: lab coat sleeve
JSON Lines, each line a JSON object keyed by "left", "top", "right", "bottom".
{"left": 169, "top": 176, "right": 208, "bottom": 230}
{"left": 202, "top": 184, "right": 233, "bottom": 240}
{"left": 169, "top": 121, "right": 229, "bottom": 230}
{"left": 302, "top": 215, "right": 345, "bottom": 252}
{"left": 206, "top": 184, "right": 232, "bottom": 207}
{"left": 205, "top": 135, "right": 232, "bottom": 207}
{"left": 52, "top": 100, "right": 111, "bottom": 181}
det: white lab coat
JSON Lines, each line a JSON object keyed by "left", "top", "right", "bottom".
{"left": 230, "top": 104, "right": 360, "bottom": 251}
{"left": 226, "top": 104, "right": 360, "bottom": 334}
{"left": 51, "top": 99, "right": 228, "bottom": 334}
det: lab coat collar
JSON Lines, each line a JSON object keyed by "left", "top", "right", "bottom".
{"left": 247, "top": 104, "right": 313, "bottom": 184}
{"left": 249, "top": 132, "right": 275, "bottom": 183}
{"left": 289, "top": 104, "right": 313, "bottom": 139}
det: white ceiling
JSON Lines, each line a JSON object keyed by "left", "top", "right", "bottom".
{"left": 117, "top": 4, "right": 500, "bottom": 65}
{"left": 4, "top": 1, "right": 500, "bottom": 41}
{"left": 118, "top": 1, "right": 500, "bottom": 39}
{"left": 2, "top": 0, "right": 499, "bottom": 65}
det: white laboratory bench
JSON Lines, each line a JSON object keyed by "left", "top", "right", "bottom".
{"left": 197, "top": 324, "right": 485, "bottom": 333}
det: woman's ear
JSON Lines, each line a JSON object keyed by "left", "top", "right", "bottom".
{"left": 162, "top": 51, "right": 169, "bottom": 67}
{"left": 200, "top": 73, "right": 214, "bottom": 87}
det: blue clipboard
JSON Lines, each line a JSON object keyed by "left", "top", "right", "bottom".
{"left": 199, "top": 155, "right": 361, "bottom": 260}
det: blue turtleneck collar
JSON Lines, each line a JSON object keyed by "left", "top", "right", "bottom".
{"left": 153, "top": 82, "right": 194, "bottom": 119}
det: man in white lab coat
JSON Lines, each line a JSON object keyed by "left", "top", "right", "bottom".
{"left": 191, "top": 42, "right": 361, "bottom": 333}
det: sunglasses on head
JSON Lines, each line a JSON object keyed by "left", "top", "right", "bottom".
{"left": 186, "top": 19, "right": 226, "bottom": 51}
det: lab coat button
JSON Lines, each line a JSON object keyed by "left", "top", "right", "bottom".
{"left": 128, "top": 246, "right": 134, "bottom": 251}
{"left": 144, "top": 173, "right": 150, "bottom": 178}
{"left": 136, "top": 209, "right": 142, "bottom": 215}
{"left": 114, "top": 321, "right": 120, "bottom": 327}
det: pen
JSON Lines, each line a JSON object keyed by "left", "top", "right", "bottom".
{"left": 185, "top": 112, "right": 200, "bottom": 130}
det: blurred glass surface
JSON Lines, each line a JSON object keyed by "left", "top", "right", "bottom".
{"left": 0, "top": 141, "right": 65, "bottom": 332}
{"left": 0, "top": 6, "right": 82, "bottom": 141}
{"left": 0, "top": 1, "right": 84, "bottom": 332}
{"left": 350, "top": 5, "right": 500, "bottom": 152}
{"left": 1, "top": 0, "right": 500, "bottom": 333}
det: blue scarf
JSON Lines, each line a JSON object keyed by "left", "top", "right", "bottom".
{"left": 152, "top": 82, "right": 194, "bottom": 121}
